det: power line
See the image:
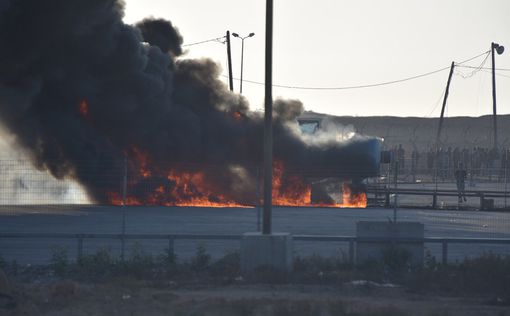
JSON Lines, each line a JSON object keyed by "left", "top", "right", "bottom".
{"left": 182, "top": 36, "right": 226, "bottom": 47}
{"left": 228, "top": 66, "right": 452, "bottom": 90}
{"left": 456, "top": 65, "right": 510, "bottom": 72}
{"left": 454, "top": 51, "right": 490, "bottom": 79}
{"left": 225, "top": 51, "right": 491, "bottom": 90}
{"left": 481, "top": 69, "right": 510, "bottom": 79}
{"left": 455, "top": 50, "right": 491, "bottom": 65}
{"left": 424, "top": 89, "right": 446, "bottom": 118}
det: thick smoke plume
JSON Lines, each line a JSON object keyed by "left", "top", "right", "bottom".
{"left": 136, "top": 18, "right": 183, "bottom": 57}
{"left": 0, "top": 0, "right": 379, "bottom": 205}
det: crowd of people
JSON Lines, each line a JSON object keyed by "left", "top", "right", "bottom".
{"left": 388, "top": 145, "right": 510, "bottom": 181}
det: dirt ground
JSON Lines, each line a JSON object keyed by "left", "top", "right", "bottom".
{"left": 3, "top": 279, "right": 510, "bottom": 316}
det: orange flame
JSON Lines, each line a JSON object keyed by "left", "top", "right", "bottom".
{"left": 271, "top": 160, "right": 367, "bottom": 208}
{"left": 272, "top": 160, "right": 311, "bottom": 206}
{"left": 232, "top": 111, "right": 242, "bottom": 121}
{"left": 129, "top": 146, "right": 151, "bottom": 178}
{"left": 107, "top": 150, "right": 366, "bottom": 208}
{"left": 339, "top": 183, "right": 367, "bottom": 208}
{"left": 78, "top": 100, "right": 89, "bottom": 117}
{"left": 108, "top": 169, "right": 248, "bottom": 208}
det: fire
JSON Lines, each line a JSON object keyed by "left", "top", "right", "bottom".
{"left": 109, "top": 149, "right": 248, "bottom": 207}
{"left": 272, "top": 160, "right": 312, "bottom": 206}
{"left": 271, "top": 160, "right": 367, "bottom": 208}
{"left": 107, "top": 149, "right": 366, "bottom": 208}
{"left": 78, "top": 100, "right": 89, "bottom": 117}
{"left": 340, "top": 183, "right": 367, "bottom": 208}
{"left": 232, "top": 111, "right": 242, "bottom": 121}
{"left": 108, "top": 168, "right": 248, "bottom": 208}
{"left": 129, "top": 146, "right": 151, "bottom": 178}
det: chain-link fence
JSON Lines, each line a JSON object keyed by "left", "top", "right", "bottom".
{"left": 375, "top": 156, "right": 509, "bottom": 210}
{"left": 0, "top": 158, "right": 509, "bottom": 265}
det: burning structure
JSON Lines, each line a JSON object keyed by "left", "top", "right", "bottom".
{"left": 0, "top": 0, "right": 379, "bottom": 208}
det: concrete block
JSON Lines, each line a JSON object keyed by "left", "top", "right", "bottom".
{"left": 240, "top": 232, "right": 293, "bottom": 274}
{"left": 356, "top": 221, "right": 424, "bottom": 267}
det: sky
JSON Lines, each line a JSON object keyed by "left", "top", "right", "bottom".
{"left": 123, "top": 0, "right": 510, "bottom": 118}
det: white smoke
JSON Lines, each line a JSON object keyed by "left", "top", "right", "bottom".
{"left": 294, "top": 117, "right": 368, "bottom": 146}
{"left": 0, "top": 129, "right": 90, "bottom": 205}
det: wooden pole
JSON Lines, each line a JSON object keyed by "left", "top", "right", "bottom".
{"left": 436, "top": 62, "right": 455, "bottom": 145}
{"left": 226, "top": 31, "right": 234, "bottom": 92}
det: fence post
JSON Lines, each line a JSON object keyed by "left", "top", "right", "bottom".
{"left": 256, "top": 166, "right": 261, "bottom": 232}
{"left": 434, "top": 153, "right": 439, "bottom": 209}
{"left": 168, "top": 237, "right": 175, "bottom": 258}
{"left": 121, "top": 155, "right": 127, "bottom": 261}
{"left": 120, "top": 236, "right": 125, "bottom": 261}
{"left": 505, "top": 164, "right": 508, "bottom": 209}
{"left": 393, "top": 160, "right": 399, "bottom": 222}
{"left": 348, "top": 240, "right": 354, "bottom": 266}
{"left": 385, "top": 191, "right": 390, "bottom": 208}
{"left": 442, "top": 240, "right": 448, "bottom": 265}
{"left": 77, "top": 237, "right": 83, "bottom": 262}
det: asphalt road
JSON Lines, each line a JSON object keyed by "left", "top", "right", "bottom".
{"left": 1, "top": 205, "right": 509, "bottom": 265}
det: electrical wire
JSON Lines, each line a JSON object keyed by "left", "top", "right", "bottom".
{"left": 182, "top": 36, "right": 226, "bottom": 47}
{"left": 424, "top": 89, "right": 446, "bottom": 118}
{"left": 454, "top": 51, "right": 490, "bottom": 79}
{"left": 481, "top": 69, "right": 510, "bottom": 79}
{"left": 225, "top": 51, "right": 492, "bottom": 90}
{"left": 456, "top": 65, "right": 510, "bottom": 72}
{"left": 227, "top": 66, "right": 452, "bottom": 90}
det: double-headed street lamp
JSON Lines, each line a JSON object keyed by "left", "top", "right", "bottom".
{"left": 232, "top": 32, "right": 255, "bottom": 94}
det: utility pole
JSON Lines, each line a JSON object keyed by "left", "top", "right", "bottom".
{"left": 491, "top": 42, "right": 505, "bottom": 149}
{"left": 226, "top": 31, "right": 234, "bottom": 92}
{"left": 434, "top": 61, "right": 455, "bottom": 209}
{"left": 263, "top": 0, "right": 273, "bottom": 235}
{"left": 436, "top": 62, "right": 455, "bottom": 145}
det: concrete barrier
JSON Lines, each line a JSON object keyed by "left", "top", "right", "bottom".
{"left": 356, "top": 221, "right": 424, "bottom": 267}
{"left": 240, "top": 232, "right": 293, "bottom": 274}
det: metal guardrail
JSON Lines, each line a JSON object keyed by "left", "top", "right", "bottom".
{"left": 2, "top": 233, "right": 510, "bottom": 266}
{"left": 367, "top": 186, "right": 510, "bottom": 210}
{"left": 368, "top": 187, "right": 510, "bottom": 197}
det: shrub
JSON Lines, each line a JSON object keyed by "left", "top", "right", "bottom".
{"left": 0, "top": 254, "right": 6, "bottom": 270}
{"left": 158, "top": 246, "right": 177, "bottom": 266}
{"left": 190, "top": 243, "right": 211, "bottom": 272}
{"left": 209, "top": 250, "right": 240, "bottom": 277}
{"left": 121, "top": 242, "right": 155, "bottom": 277}
{"left": 77, "top": 247, "right": 116, "bottom": 278}
{"left": 50, "top": 245, "right": 69, "bottom": 277}
{"left": 407, "top": 252, "right": 510, "bottom": 296}
{"left": 249, "top": 265, "right": 288, "bottom": 284}
{"left": 293, "top": 253, "right": 352, "bottom": 284}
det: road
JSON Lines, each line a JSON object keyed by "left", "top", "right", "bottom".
{"left": 0, "top": 205, "right": 509, "bottom": 264}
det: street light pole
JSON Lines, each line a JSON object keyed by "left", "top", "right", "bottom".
{"left": 491, "top": 42, "right": 505, "bottom": 149}
{"left": 232, "top": 32, "right": 255, "bottom": 94}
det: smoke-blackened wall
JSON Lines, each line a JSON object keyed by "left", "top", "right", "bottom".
{"left": 0, "top": 0, "right": 379, "bottom": 204}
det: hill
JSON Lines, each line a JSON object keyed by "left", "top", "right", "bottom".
{"left": 299, "top": 112, "right": 510, "bottom": 151}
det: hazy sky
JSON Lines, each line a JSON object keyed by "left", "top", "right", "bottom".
{"left": 123, "top": 0, "right": 510, "bottom": 117}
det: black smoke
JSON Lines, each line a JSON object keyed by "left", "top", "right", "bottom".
{"left": 0, "top": 0, "right": 379, "bottom": 205}
{"left": 136, "top": 18, "right": 183, "bottom": 56}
